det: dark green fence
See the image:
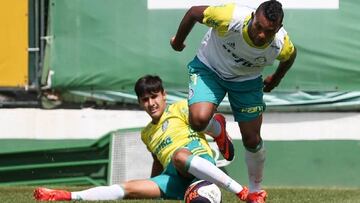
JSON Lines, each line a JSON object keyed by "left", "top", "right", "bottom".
{"left": 0, "top": 136, "right": 110, "bottom": 186}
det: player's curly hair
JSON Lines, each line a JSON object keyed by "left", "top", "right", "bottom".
{"left": 256, "top": 0, "right": 283, "bottom": 23}
{"left": 134, "top": 75, "right": 164, "bottom": 99}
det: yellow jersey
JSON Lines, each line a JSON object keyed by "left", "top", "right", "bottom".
{"left": 141, "top": 100, "right": 213, "bottom": 168}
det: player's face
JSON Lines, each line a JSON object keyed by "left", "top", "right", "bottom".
{"left": 139, "top": 91, "right": 167, "bottom": 124}
{"left": 249, "top": 11, "right": 282, "bottom": 46}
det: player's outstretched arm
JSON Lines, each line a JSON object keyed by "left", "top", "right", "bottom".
{"left": 170, "top": 6, "right": 208, "bottom": 52}
{"left": 263, "top": 47, "right": 297, "bottom": 92}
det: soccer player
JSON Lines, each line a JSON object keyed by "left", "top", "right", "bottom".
{"left": 170, "top": 1, "right": 297, "bottom": 202}
{"left": 33, "top": 75, "right": 248, "bottom": 201}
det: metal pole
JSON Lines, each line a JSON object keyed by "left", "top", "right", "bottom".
{"left": 39, "top": 0, "right": 46, "bottom": 89}
{"left": 34, "top": 0, "right": 40, "bottom": 90}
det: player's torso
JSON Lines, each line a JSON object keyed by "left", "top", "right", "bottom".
{"left": 197, "top": 5, "right": 285, "bottom": 81}
{"left": 142, "top": 101, "right": 208, "bottom": 167}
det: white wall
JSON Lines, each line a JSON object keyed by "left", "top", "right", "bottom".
{"left": 1, "top": 109, "right": 359, "bottom": 140}
{"left": 1, "top": 108, "right": 149, "bottom": 139}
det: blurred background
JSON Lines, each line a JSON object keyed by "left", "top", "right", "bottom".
{"left": 0, "top": 0, "right": 359, "bottom": 188}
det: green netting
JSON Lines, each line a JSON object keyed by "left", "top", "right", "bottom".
{"left": 40, "top": 0, "right": 360, "bottom": 111}
{"left": 43, "top": 0, "right": 360, "bottom": 92}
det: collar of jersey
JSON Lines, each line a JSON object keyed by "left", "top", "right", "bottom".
{"left": 242, "top": 14, "right": 270, "bottom": 49}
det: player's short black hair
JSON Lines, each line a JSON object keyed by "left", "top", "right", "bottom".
{"left": 134, "top": 75, "right": 164, "bottom": 99}
{"left": 256, "top": 0, "right": 284, "bottom": 23}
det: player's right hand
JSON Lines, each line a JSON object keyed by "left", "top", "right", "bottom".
{"left": 263, "top": 74, "right": 281, "bottom": 92}
{"left": 170, "top": 36, "right": 185, "bottom": 52}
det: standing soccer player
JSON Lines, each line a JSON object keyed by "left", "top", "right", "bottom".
{"left": 33, "top": 75, "right": 249, "bottom": 201}
{"left": 170, "top": 1, "right": 297, "bottom": 202}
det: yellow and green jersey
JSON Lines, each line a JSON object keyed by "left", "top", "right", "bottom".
{"left": 141, "top": 100, "right": 213, "bottom": 168}
{"left": 197, "top": 3, "right": 295, "bottom": 82}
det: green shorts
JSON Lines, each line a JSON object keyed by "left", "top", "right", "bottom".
{"left": 188, "top": 56, "right": 266, "bottom": 122}
{"left": 150, "top": 140, "right": 215, "bottom": 200}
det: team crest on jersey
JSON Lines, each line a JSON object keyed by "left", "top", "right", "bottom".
{"left": 254, "top": 56, "right": 267, "bottom": 66}
{"left": 162, "top": 120, "right": 169, "bottom": 132}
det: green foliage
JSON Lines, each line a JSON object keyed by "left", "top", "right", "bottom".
{"left": 1, "top": 186, "right": 360, "bottom": 203}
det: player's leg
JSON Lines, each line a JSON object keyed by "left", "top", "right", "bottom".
{"left": 34, "top": 180, "right": 161, "bottom": 201}
{"left": 238, "top": 116, "right": 266, "bottom": 193}
{"left": 34, "top": 184, "right": 126, "bottom": 201}
{"left": 72, "top": 180, "right": 160, "bottom": 200}
{"left": 171, "top": 142, "right": 248, "bottom": 201}
{"left": 190, "top": 103, "right": 235, "bottom": 161}
{"left": 227, "top": 76, "right": 267, "bottom": 203}
{"left": 151, "top": 163, "right": 194, "bottom": 200}
{"left": 187, "top": 57, "right": 234, "bottom": 161}
{"left": 71, "top": 184, "right": 126, "bottom": 200}
{"left": 187, "top": 57, "right": 221, "bottom": 132}
{"left": 185, "top": 153, "right": 248, "bottom": 201}
{"left": 121, "top": 179, "right": 161, "bottom": 199}
{"left": 189, "top": 102, "right": 216, "bottom": 132}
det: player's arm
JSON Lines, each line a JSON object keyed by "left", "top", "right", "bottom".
{"left": 150, "top": 153, "right": 163, "bottom": 177}
{"left": 170, "top": 6, "right": 208, "bottom": 52}
{"left": 264, "top": 36, "right": 297, "bottom": 92}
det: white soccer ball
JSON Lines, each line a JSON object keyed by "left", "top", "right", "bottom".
{"left": 184, "top": 180, "right": 222, "bottom": 203}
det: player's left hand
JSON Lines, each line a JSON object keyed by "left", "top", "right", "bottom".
{"left": 263, "top": 75, "right": 282, "bottom": 92}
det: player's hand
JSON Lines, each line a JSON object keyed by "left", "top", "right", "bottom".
{"left": 170, "top": 36, "right": 185, "bottom": 52}
{"left": 263, "top": 74, "right": 281, "bottom": 92}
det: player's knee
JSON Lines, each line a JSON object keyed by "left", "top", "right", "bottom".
{"left": 122, "top": 183, "right": 136, "bottom": 198}
{"left": 189, "top": 114, "right": 211, "bottom": 132}
{"left": 172, "top": 149, "right": 191, "bottom": 171}
{"left": 242, "top": 134, "right": 262, "bottom": 149}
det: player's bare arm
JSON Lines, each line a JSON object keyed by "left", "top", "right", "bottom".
{"left": 170, "top": 6, "right": 208, "bottom": 52}
{"left": 150, "top": 153, "right": 163, "bottom": 177}
{"left": 264, "top": 47, "right": 297, "bottom": 92}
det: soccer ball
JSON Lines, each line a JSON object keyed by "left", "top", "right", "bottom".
{"left": 184, "top": 180, "right": 222, "bottom": 203}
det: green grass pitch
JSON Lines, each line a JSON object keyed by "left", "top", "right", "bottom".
{"left": 1, "top": 186, "right": 360, "bottom": 203}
